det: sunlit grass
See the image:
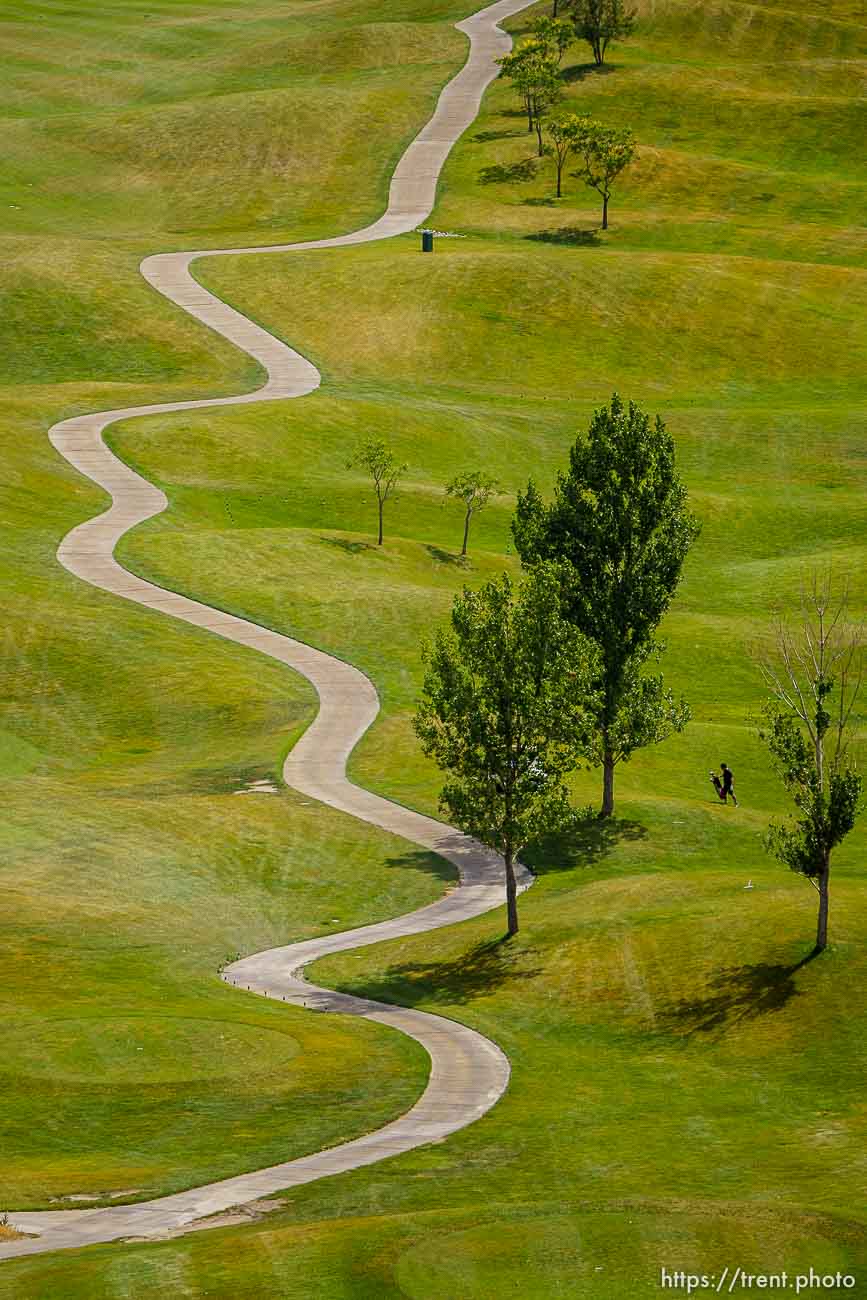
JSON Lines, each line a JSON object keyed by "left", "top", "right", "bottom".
{"left": 2, "top": 0, "right": 866, "bottom": 1291}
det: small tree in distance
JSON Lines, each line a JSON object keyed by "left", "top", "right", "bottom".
{"left": 414, "top": 566, "right": 599, "bottom": 936}
{"left": 498, "top": 44, "right": 562, "bottom": 151}
{"left": 445, "top": 470, "right": 501, "bottom": 557}
{"left": 545, "top": 115, "right": 582, "bottom": 198}
{"left": 347, "top": 437, "right": 407, "bottom": 546}
{"left": 497, "top": 43, "right": 542, "bottom": 135}
{"left": 571, "top": 116, "right": 636, "bottom": 229}
{"left": 569, "top": 0, "right": 635, "bottom": 66}
{"left": 530, "top": 15, "right": 576, "bottom": 65}
{"left": 758, "top": 575, "right": 864, "bottom": 953}
{"left": 527, "top": 56, "right": 563, "bottom": 157}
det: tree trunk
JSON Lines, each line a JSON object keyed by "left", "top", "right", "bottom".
{"left": 536, "top": 119, "right": 544, "bottom": 157}
{"left": 377, "top": 499, "right": 384, "bottom": 546}
{"left": 504, "top": 846, "right": 519, "bottom": 936}
{"left": 461, "top": 509, "right": 471, "bottom": 557}
{"left": 526, "top": 98, "right": 534, "bottom": 133}
{"left": 552, "top": 0, "right": 559, "bottom": 15}
{"left": 600, "top": 749, "right": 615, "bottom": 818}
{"left": 602, "top": 193, "right": 609, "bottom": 229}
{"left": 815, "top": 865, "right": 830, "bottom": 951}
{"left": 556, "top": 163, "right": 563, "bottom": 198}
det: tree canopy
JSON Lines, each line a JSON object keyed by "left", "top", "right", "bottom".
{"left": 568, "top": 0, "right": 635, "bottom": 66}
{"left": 569, "top": 116, "right": 636, "bottom": 228}
{"left": 544, "top": 114, "right": 583, "bottom": 197}
{"left": 414, "top": 566, "right": 598, "bottom": 934}
{"left": 512, "top": 394, "right": 700, "bottom": 816}
{"left": 529, "top": 15, "right": 576, "bottom": 64}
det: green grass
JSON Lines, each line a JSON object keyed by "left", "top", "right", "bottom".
{"left": 0, "top": 0, "right": 480, "bottom": 1219}
{"left": 2, "top": 0, "right": 867, "bottom": 1293}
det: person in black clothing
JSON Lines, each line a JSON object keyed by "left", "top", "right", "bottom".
{"left": 720, "top": 762, "right": 738, "bottom": 806}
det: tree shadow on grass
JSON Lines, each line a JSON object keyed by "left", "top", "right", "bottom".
{"left": 471, "top": 128, "right": 524, "bottom": 143}
{"left": 526, "top": 226, "right": 602, "bottom": 247}
{"left": 479, "top": 157, "right": 538, "bottom": 185}
{"left": 658, "top": 950, "right": 822, "bottom": 1037}
{"left": 318, "top": 535, "right": 375, "bottom": 555}
{"left": 330, "top": 936, "right": 543, "bottom": 1007}
{"left": 563, "top": 61, "right": 619, "bottom": 84}
{"left": 523, "top": 815, "right": 648, "bottom": 875}
{"left": 424, "top": 544, "right": 468, "bottom": 568}
{"left": 384, "top": 849, "right": 457, "bottom": 888}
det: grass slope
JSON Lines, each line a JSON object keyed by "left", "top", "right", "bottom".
{"left": 0, "top": 0, "right": 481, "bottom": 1216}
{"left": 3, "top": 0, "right": 867, "bottom": 1294}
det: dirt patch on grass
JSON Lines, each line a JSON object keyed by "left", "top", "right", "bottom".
{"left": 123, "top": 1197, "right": 287, "bottom": 1243}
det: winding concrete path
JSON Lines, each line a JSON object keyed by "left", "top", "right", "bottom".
{"left": 1, "top": 0, "right": 534, "bottom": 1262}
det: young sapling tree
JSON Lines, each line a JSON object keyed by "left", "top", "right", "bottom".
{"left": 758, "top": 575, "right": 864, "bottom": 952}
{"left": 444, "top": 470, "right": 501, "bottom": 557}
{"left": 545, "top": 115, "right": 582, "bottom": 197}
{"left": 498, "top": 44, "right": 562, "bottom": 148}
{"left": 571, "top": 116, "right": 636, "bottom": 229}
{"left": 347, "top": 437, "right": 407, "bottom": 546}
{"left": 528, "top": 56, "right": 563, "bottom": 156}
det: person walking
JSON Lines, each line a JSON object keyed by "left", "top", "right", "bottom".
{"left": 720, "top": 762, "right": 738, "bottom": 806}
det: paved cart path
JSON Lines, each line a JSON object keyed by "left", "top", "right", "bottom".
{"left": 1, "top": 0, "right": 534, "bottom": 1262}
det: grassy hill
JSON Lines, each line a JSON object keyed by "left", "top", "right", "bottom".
{"left": 0, "top": 0, "right": 478, "bottom": 1221}
{"left": 2, "top": 0, "right": 867, "bottom": 1295}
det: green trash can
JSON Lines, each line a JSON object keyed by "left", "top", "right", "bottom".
{"left": 422, "top": 230, "right": 434, "bottom": 253}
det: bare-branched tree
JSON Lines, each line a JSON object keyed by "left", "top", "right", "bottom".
{"left": 757, "top": 573, "right": 864, "bottom": 953}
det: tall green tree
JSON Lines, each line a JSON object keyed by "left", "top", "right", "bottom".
{"left": 513, "top": 394, "right": 700, "bottom": 817}
{"left": 758, "top": 576, "right": 863, "bottom": 953}
{"left": 347, "top": 437, "right": 407, "bottom": 546}
{"left": 444, "top": 470, "right": 501, "bottom": 557}
{"left": 568, "top": 0, "right": 635, "bottom": 66}
{"left": 571, "top": 116, "right": 636, "bottom": 229}
{"left": 414, "top": 567, "right": 598, "bottom": 935}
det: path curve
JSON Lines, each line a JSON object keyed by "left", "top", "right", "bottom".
{"left": 1, "top": 0, "right": 534, "bottom": 1261}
